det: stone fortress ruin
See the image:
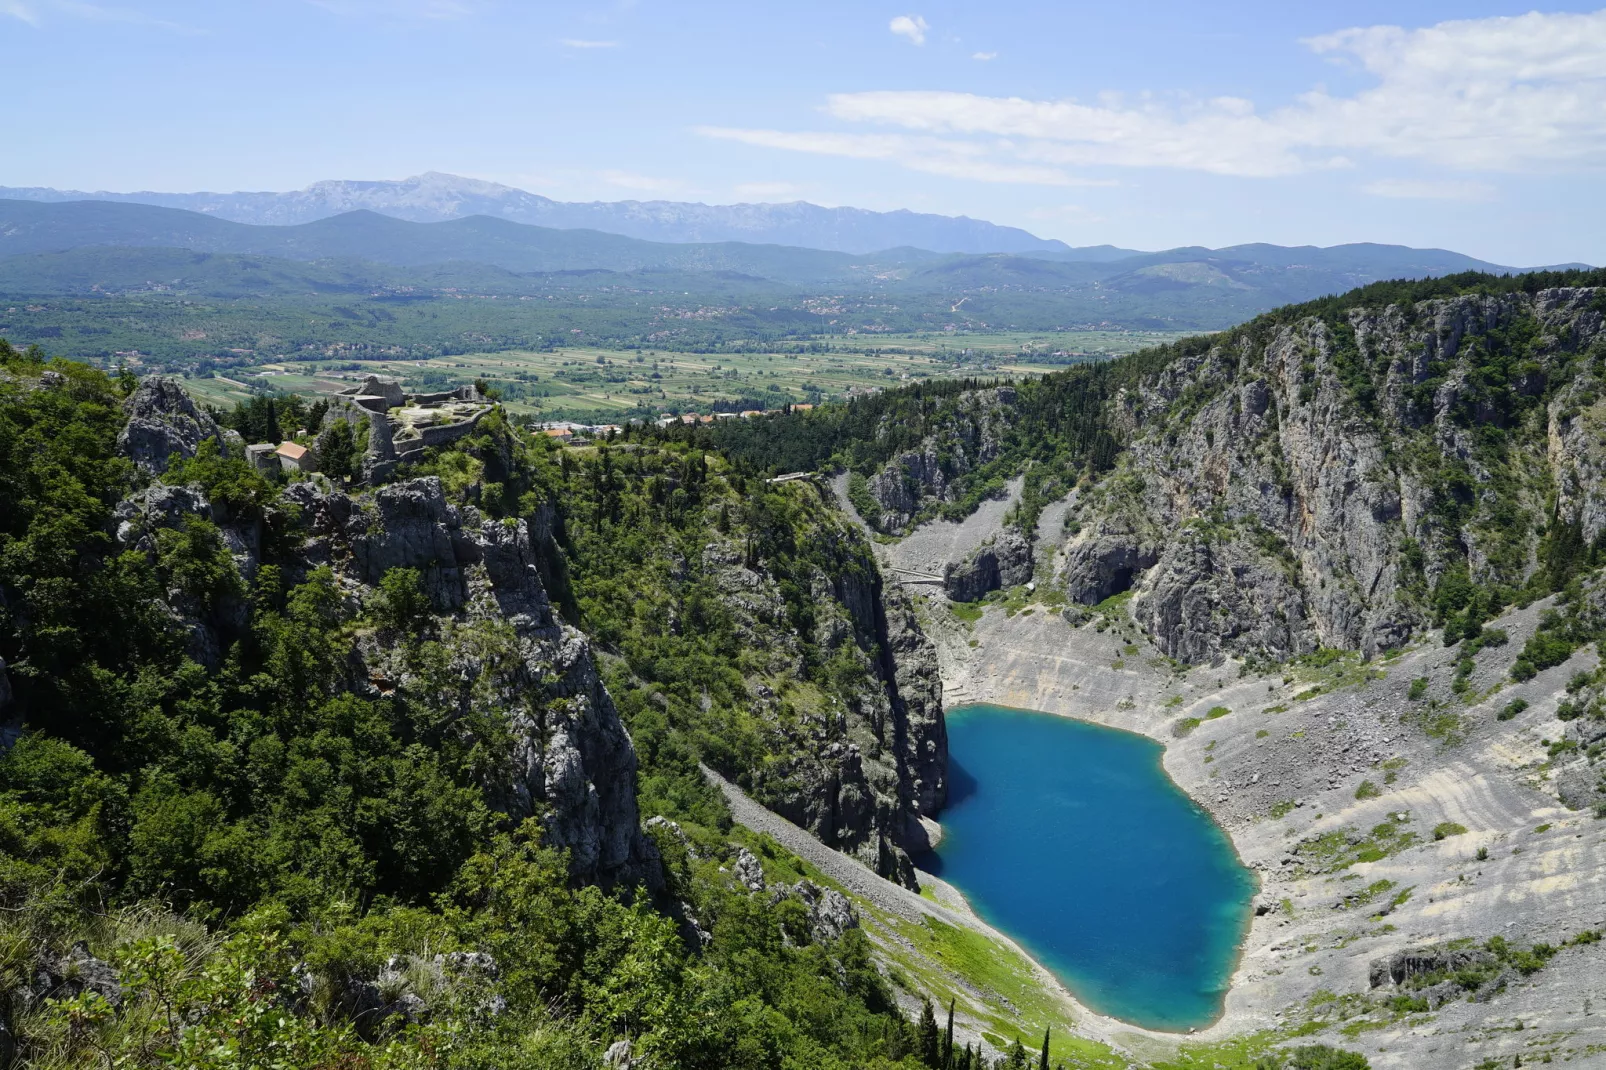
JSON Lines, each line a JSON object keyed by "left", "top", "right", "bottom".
{"left": 247, "top": 374, "right": 494, "bottom": 484}
{"left": 334, "top": 374, "right": 495, "bottom": 483}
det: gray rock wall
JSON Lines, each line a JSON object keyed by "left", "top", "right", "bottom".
{"left": 1056, "top": 288, "right": 1606, "bottom": 663}
{"left": 325, "top": 476, "right": 656, "bottom": 887}
{"left": 113, "top": 463, "right": 663, "bottom": 890}
{"left": 942, "top": 528, "right": 1032, "bottom": 602}
{"left": 116, "top": 377, "right": 222, "bottom": 475}
{"left": 863, "top": 387, "right": 1014, "bottom": 533}
{"left": 700, "top": 515, "right": 946, "bottom": 887}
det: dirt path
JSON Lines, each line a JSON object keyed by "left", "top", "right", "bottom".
{"left": 702, "top": 763, "right": 949, "bottom": 924}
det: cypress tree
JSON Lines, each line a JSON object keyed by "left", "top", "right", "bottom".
{"left": 1039, "top": 1026, "right": 1050, "bottom": 1070}
{"left": 919, "top": 998, "right": 941, "bottom": 1067}
{"left": 943, "top": 998, "right": 955, "bottom": 1068}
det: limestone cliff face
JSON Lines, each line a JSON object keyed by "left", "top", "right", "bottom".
{"left": 1056, "top": 288, "right": 1606, "bottom": 663}
{"left": 111, "top": 383, "right": 659, "bottom": 888}
{"left": 701, "top": 502, "right": 946, "bottom": 886}
{"left": 863, "top": 387, "right": 1014, "bottom": 533}
{"left": 943, "top": 528, "right": 1033, "bottom": 602}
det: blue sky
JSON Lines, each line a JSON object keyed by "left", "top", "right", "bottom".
{"left": 4, "top": 1, "right": 1605, "bottom": 265}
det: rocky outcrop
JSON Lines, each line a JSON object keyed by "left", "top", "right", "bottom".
{"left": 863, "top": 388, "right": 1014, "bottom": 533}
{"left": 733, "top": 848, "right": 766, "bottom": 892}
{"left": 19, "top": 942, "right": 123, "bottom": 1011}
{"left": 788, "top": 879, "right": 859, "bottom": 943}
{"left": 1549, "top": 371, "right": 1606, "bottom": 547}
{"left": 350, "top": 478, "right": 474, "bottom": 610}
{"left": 116, "top": 377, "right": 222, "bottom": 475}
{"left": 881, "top": 585, "right": 947, "bottom": 818}
{"left": 1369, "top": 947, "right": 1495, "bottom": 989}
{"left": 325, "top": 950, "right": 506, "bottom": 1041}
{"left": 110, "top": 481, "right": 258, "bottom": 668}
{"left": 1130, "top": 527, "right": 1312, "bottom": 664}
{"left": 699, "top": 504, "right": 946, "bottom": 888}
{"left": 301, "top": 477, "right": 658, "bottom": 887}
{"left": 128, "top": 472, "right": 661, "bottom": 890}
{"left": 113, "top": 482, "right": 212, "bottom": 547}
{"left": 1542, "top": 579, "right": 1606, "bottom": 810}
{"left": 1053, "top": 288, "right": 1606, "bottom": 663}
{"left": 942, "top": 528, "right": 1032, "bottom": 602}
{"left": 1059, "top": 521, "right": 1159, "bottom": 605}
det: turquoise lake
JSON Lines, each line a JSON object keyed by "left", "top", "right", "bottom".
{"left": 921, "top": 704, "right": 1256, "bottom": 1032}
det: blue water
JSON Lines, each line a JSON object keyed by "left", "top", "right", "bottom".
{"left": 921, "top": 704, "right": 1256, "bottom": 1032}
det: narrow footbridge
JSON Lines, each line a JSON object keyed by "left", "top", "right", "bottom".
{"left": 885, "top": 566, "right": 945, "bottom": 587}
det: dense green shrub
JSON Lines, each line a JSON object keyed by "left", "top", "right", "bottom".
{"left": 0, "top": 351, "right": 942, "bottom": 1068}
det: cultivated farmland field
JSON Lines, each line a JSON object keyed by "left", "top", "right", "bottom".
{"left": 178, "top": 329, "right": 1198, "bottom": 422}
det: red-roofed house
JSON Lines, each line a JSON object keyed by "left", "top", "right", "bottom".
{"left": 275, "top": 440, "right": 311, "bottom": 473}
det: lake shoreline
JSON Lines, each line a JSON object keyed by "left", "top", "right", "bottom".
{"left": 913, "top": 584, "right": 1606, "bottom": 1070}
{"left": 928, "top": 702, "right": 1256, "bottom": 1034}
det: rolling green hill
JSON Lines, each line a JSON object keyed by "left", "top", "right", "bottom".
{"left": 0, "top": 200, "right": 1594, "bottom": 372}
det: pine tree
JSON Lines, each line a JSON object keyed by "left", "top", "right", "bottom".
{"left": 919, "top": 998, "right": 942, "bottom": 1067}
{"left": 1039, "top": 1026, "right": 1050, "bottom": 1070}
{"left": 1007, "top": 1036, "right": 1028, "bottom": 1069}
{"left": 943, "top": 998, "right": 955, "bottom": 1068}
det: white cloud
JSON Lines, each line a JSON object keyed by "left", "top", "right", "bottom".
{"left": 698, "top": 127, "right": 1092, "bottom": 186}
{"left": 1361, "top": 178, "right": 1496, "bottom": 202}
{"left": 972, "top": 51, "right": 996, "bottom": 61}
{"left": 561, "top": 38, "right": 617, "bottom": 48}
{"left": 2, "top": 2, "right": 38, "bottom": 25}
{"left": 824, "top": 89, "right": 1320, "bottom": 177}
{"left": 708, "top": 9, "right": 1606, "bottom": 185}
{"left": 889, "top": 14, "right": 927, "bottom": 46}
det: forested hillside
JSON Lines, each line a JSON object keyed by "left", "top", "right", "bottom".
{"left": 0, "top": 341, "right": 966, "bottom": 1068}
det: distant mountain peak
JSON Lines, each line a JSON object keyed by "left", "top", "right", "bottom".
{"left": 0, "top": 174, "right": 1081, "bottom": 256}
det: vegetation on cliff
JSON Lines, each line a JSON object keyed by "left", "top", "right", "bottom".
{"left": 0, "top": 339, "right": 956, "bottom": 1068}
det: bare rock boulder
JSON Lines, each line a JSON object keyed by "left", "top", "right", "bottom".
{"left": 116, "top": 377, "right": 222, "bottom": 476}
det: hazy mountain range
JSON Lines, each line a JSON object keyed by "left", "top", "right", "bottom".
{"left": 0, "top": 197, "right": 1582, "bottom": 294}
{"left": 0, "top": 172, "right": 1081, "bottom": 257}
{"left": 0, "top": 196, "right": 1596, "bottom": 364}
{"left": 10, "top": 173, "right": 1588, "bottom": 276}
